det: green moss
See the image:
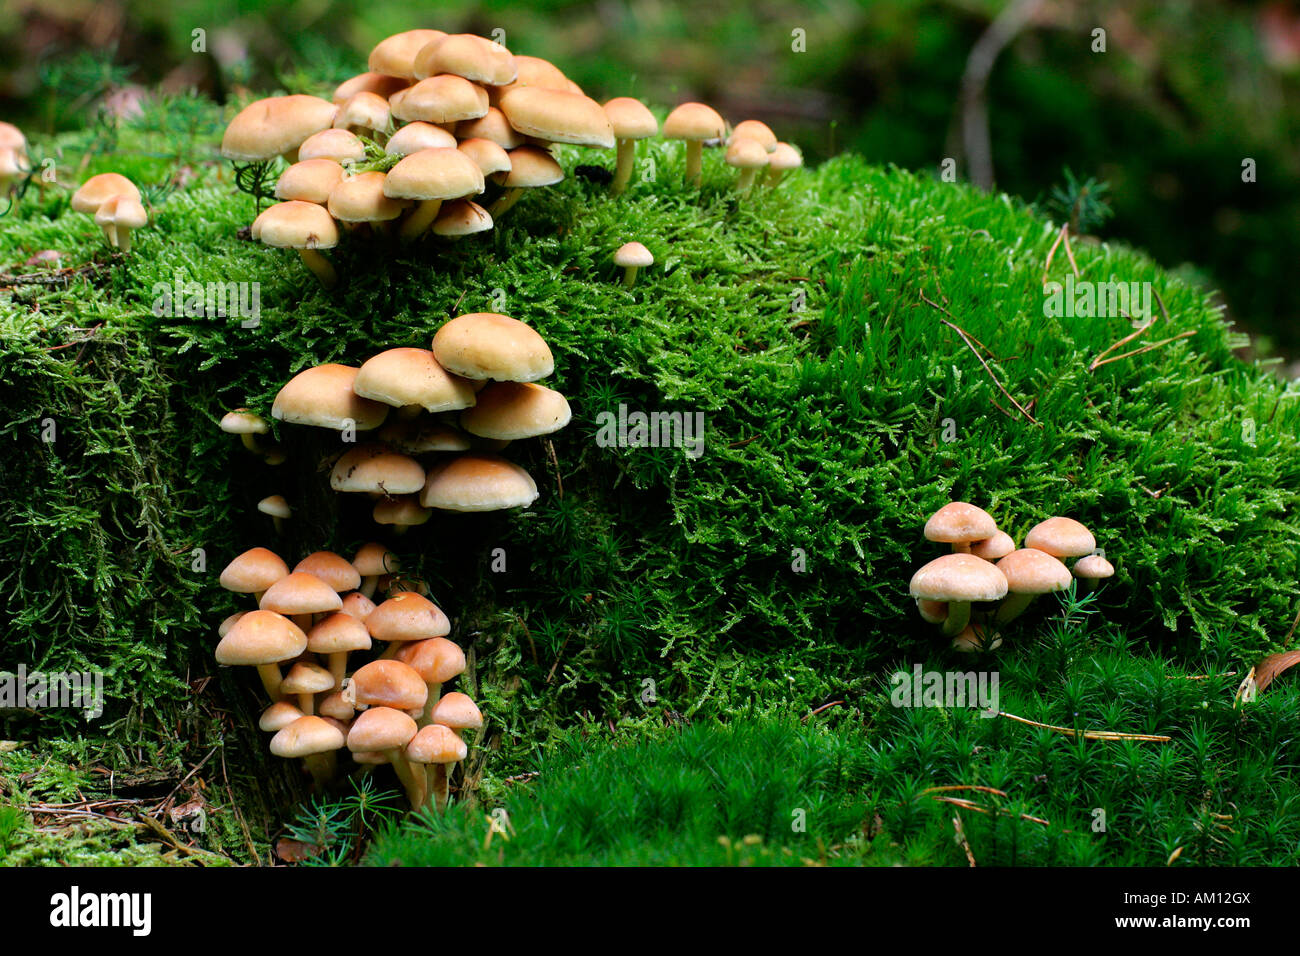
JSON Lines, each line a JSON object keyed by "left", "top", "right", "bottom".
{"left": 3, "top": 90, "right": 1299, "bottom": 863}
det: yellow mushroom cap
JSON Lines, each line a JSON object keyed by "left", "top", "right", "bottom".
{"left": 259, "top": 701, "right": 305, "bottom": 732}
{"left": 354, "top": 347, "right": 476, "bottom": 412}
{"left": 385, "top": 121, "right": 458, "bottom": 156}
{"left": 328, "top": 171, "right": 410, "bottom": 223}
{"left": 71, "top": 173, "right": 141, "bottom": 214}
{"left": 613, "top": 241, "right": 654, "bottom": 268}
{"left": 271, "top": 715, "right": 346, "bottom": 758}
{"left": 373, "top": 496, "right": 433, "bottom": 527}
{"left": 280, "top": 661, "right": 336, "bottom": 697}
{"left": 433, "top": 199, "right": 494, "bottom": 237}
{"left": 220, "top": 409, "right": 269, "bottom": 435}
{"left": 251, "top": 200, "right": 339, "bottom": 250}
{"left": 366, "top": 592, "right": 451, "bottom": 643}
{"left": 995, "top": 548, "right": 1072, "bottom": 595}
{"left": 924, "top": 502, "right": 998, "bottom": 546}
{"left": 413, "top": 33, "right": 516, "bottom": 86}
{"left": 276, "top": 159, "right": 346, "bottom": 204}
{"left": 294, "top": 551, "right": 362, "bottom": 592}
{"left": 768, "top": 142, "right": 803, "bottom": 172}
{"left": 499, "top": 87, "right": 615, "bottom": 148}
{"left": 970, "top": 530, "right": 1016, "bottom": 561}
{"left": 258, "top": 494, "right": 291, "bottom": 519}
{"left": 334, "top": 92, "right": 392, "bottom": 134}
{"left": 384, "top": 147, "right": 485, "bottom": 201}
{"left": 458, "top": 138, "right": 513, "bottom": 177}
{"left": 215, "top": 610, "right": 307, "bottom": 666}
{"left": 259, "top": 571, "right": 345, "bottom": 616}
{"left": 455, "top": 109, "right": 524, "bottom": 149}
{"left": 460, "top": 381, "right": 571, "bottom": 440}
{"left": 909, "top": 553, "right": 1009, "bottom": 603}
{"left": 603, "top": 97, "right": 658, "bottom": 139}
{"left": 497, "top": 145, "right": 562, "bottom": 188}
{"left": 725, "top": 137, "right": 769, "bottom": 170}
{"left": 395, "top": 637, "right": 466, "bottom": 684}
{"left": 430, "top": 691, "right": 483, "bottom": 731}
{"left": 271, "top": 363, "right": 389, "bottom": 431}
{"left": 1073, "top": 554, "right": 1115, "bottom": 579}
{"left": 663, "top": 102, "right": 726, "bottom": 141}
{"left": 1024, "top": 517, "right": 1097, "bottom": 558}
{"left": 347, "top": 706, "right": 418, "bottom": 753}
{"left": 330, "top": 444, "right": 426, "bottom": 495}
{"left": 391, "top": 75, "right": 490, "bottom": 124}
{"left": 352, "top": 542, "right": 400, "bottom": 578}
{"left": 333, "top": 72, "right": 409, "bottom": 104}
{"left": 368, "top": 29, "right": 448, "bottom": 80}
{"left": 307, "top": 612, "right": 372, "bottom": 654}
{"left": 297, "top": 127, "right": 367, "bottom": 163}
{"left": 407, "top": 723, "right": 467, "bottom": 764}
{"left": 219, "top": 546, "right": 289, "bottom": 593}
{"left": 729, "top": 120, "right": 778, "bottom": 152}
{"left": 348, "top": 660, "right": 428, "bottom": 711}
{"left": 431, "top": 312, "right": 554, "bottom": 382}
{"left": 220, "top": 94, "right": 339, "bottom": 161}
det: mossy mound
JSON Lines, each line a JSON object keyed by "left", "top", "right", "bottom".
{"left": 2, "top": 93, "right": 1299, "bottom": 853}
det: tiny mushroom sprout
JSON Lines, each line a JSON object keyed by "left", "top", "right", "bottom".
{"left": 394, "top": 637, "right": 466, "bottom": 724}
{"left": 613, "top": 241, "right": 653, "bottom": 288}
{"left": 329, "top": 444, "right": 427, "bottom": 496}
{"left": 662, "top": 102, "right": 727, "bottom": 186}
{"left": 220, "top": 94, "right": 339, "bottom": 164}
{"left": 993, "top": 548, "right": 1072, "bottom": 625}
{"left": 406, "top": 724, "right": 467, "bottom": 811}
{"left": 93, "top": 195, "right": 148, "bottom": 253}
{"left": 460, "top": 382, "right": 572, "bottom": 440}
{"left": 603, "top": 97, "right": 658, "bottom": 194}
{"left": 1024, "top": 517, "right": 1097, "bottom": 561}
{"left": 970, "top": 530, "right": 1016, "bottom": 562}
{"left": 347, "top": 706, "right": 422, "bottom": 806}
{"left": 487, "top": 145, "right": 563, "bottom": 218}
{"left": 307, "top": 611, "right": 372, "bottom": 690}
{"left": 354, "top": 347, "right": 477, "bottom": 417}
{"left": 766, "top": 142, "right": 803, "bottom": 187}
{"left": 1072, "top": 553, "right": 1115, "bottom": 594}
{"left": 214, "top": 609, "right": 308, "bottom": 700}
{"left": 219, "top": 546, "right": 289, "bottom": 603}
{"left": 352, "top": 542, "right": 400, "bottom": 599}
{"left": 383, "top": 146, "right": 485, "bottom": 242}
{"left": 924, "top": 502, "right": 998, "bottom": 554}
{"left": 250, "top": 200, "right": 340, "bottom": 288}
{"left": 431, "top": 312, "right": 554, "bottom": 382}
{"left": 909, "top": 553, "right": 1008, "bottom": 638}
{"left": 257, "top": 494, "right": 292, "bottom": 534}
{"left": 725, "top": 136, "right": 769, "bottom": 191}
{"left": 259, "top": 570, "right": 344, "bottom": 632}
{"left": 271, "top": 715, "right": 346, "bottom": 788}
{"left": 219, "top": 408, "right": 271, "bottom": 456}
{"left": 279, "top": 661, "right": 336, "bottom": 715}
{"left": 421, "top": 454, "right": 539, "bottom": 512}
{"left": 271, "top": 363, "right": 389, "bottom": 433}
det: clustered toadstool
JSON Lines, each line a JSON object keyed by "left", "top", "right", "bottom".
{"left": 218, "top": 28, "right": 806, "bottom": 285}
{"left": 214, "top": 542, "right": 482, "bottom": 813}
{"left": 909, "top": 502, "right": 1114, "bottom": 652}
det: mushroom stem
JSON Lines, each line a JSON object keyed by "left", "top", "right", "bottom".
{"left": 293, "top": 614, "right": 313, "bottom": 633}
{"left": 361, "top": 576, "right": 378, "bottom": 600}
{"left": 239, "top": 433, "right": 266, "bottom": 456}
{"left": 952, "top": 542, "right": 972, "bottom": 554}
{"left": 383, "top": 747, "right": 423, "bottom": 808}
{"left": 298, "top": 249, "right": 337, "bottom": 288}
{"left": 327, "top": 652, "right": 349, "bottom": 692}
{"left": 622, "top": 265, "right": 640, "bottom": 288}
{"left": 995, "top": 592, "right": 1035, "bottom": 625}
{"left": 272, "top": 515, "right": 285, "bottom": 536}
{"left": 611, "top": 138, "right": 636, "bottom": 194}
{"left": 941, "top": 602, "right": 971, "bottom": 637}
{"left": 297, "top": 692, "right": 315, "bottom": 716}
{"left": 430, "top": 762, "right": 451, "bottom": 813}
{"left": 255, "top": 663, "right": 284, "bottom": 701}
{"left": 416, "top": 683, "right": 443, "bottom": 728}
{"left": 766, "top": 168, "right": 787, "bottom": 188}
{"left": 735, "top": 167, "right": 760, "bottom": 191}
{"left": 303, "top": 752, "right": 336, "bottom": 788}
{"left": 117, "top": 227, "right": 135, "bottom": 255}
{"left": 487, "top": 188, "right": 522, "bottom": 219}
{"left": 684, "top": 141, "right": 704, "bottom": 186}
{"left": 100, "top": 223, "right": 118, "bottom": 248}
{"left": 399, "top": 199, "right": 443, "bottom": 242}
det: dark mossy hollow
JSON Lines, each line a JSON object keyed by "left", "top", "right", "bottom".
{"left": 3, "top": 97, "right": 1300, "bottom": 863}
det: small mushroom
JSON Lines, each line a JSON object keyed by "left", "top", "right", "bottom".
{"left": 250, "top": 200, "right": 340, "bottom": 288}
{"left": 271, "top": 715, "right": 346, "bottom": 788}
{"left": 603, "top": 97, "right": 658, "bottom": 194}
{"left": 993, "top": 548, "right": 1072, "bottom": 625}
{"left": 924, "top": 502, "right": 997, "bottom": 554}
{"left": 407, "top": 723, "right": 467, "bottom": 811}
{"left": 663, "top": 102, "right": 727, "bottom": 187}
{"left": 214, "top": 610, "right": 308, "bottom": 700}
{"left": 613, "top": 241, "right": 653, "bottom": 288}
{"left": 725, "top": 137, "right": 769, "bottom": 191}
{"left": 1072, "top": 553, "right": 1115, "bottom": 595}
{"left": 352, "top": 542, "right": 401, "bottom": 599}
{"left": 307, "top": 612, "right": 372, "bottom": 690}
{"left": 909, "top": 553, "right": 1008, "bottom": 637}
{"left": 94, "top": 195, "right": 148, "bottom": 253}
{"left": 970, "top": 530, "right": 1016, "bottom": 562}
{"left": 257, "top": 494, "right": 291, "bottom": 534}
{"left": 766, "top": 142, "right": 803, "bottom": 187}
{"left": 279, "top": 661, "right": 336, "bottom": 715}
{"left": 219, "top": 546, "right": 289, "bottom": 604}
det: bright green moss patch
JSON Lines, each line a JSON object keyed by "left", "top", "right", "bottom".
{"left": 3, "top": 91, "right": 1300, "bottom": 863}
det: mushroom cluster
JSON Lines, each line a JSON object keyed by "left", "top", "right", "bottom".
{"left": 70, "top": 172, "right": 149, "bottom": 254}
{"left": 214, "top": 543, "right": 482, "bottom": 813}
{"left": 220, "top": 28, "right": 804, "bottom": 285}
{"left": 909, "top": 503, "right": 1114, "bottom": 652}
{"left": 245, "top": 310, "right": 568, "bottom": 533}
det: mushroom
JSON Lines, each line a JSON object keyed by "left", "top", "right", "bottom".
{"left": 340, "top": 590, "right": 379, "bottom": 622}
{"left": 909, "top": 553, "right": 1008, "bottom": 637}
{"left": 219, "top": 408, "right": 272, "bottom": 457}
{"left": 993, "top": 548, "right": 1072, "bottom": 625}
{"left": 249, "top": 200, "right": 340, "bottom": 288}
{"left": 327, "top": 171, "right": 411, "bottom": 235}
{"left": 413, "top": 33, "right": 517, "bottom": 86}
{"left": 457, "top": 138, "right": 513, "bottom": 178}
{"left": 486, "top": 145, "right": 563, "bottom": 218}
{"left": 383, "top": 147, "right": 485, "bottom": 242}
{"left": 333, "top": 72, "right": 410, "bottom": 103}
{"left": 724, "top": 137, "right": 769, "bottom": 191}
{"left": 378, "top": 418, "right": 472, "bottom": 455}
{"left": 219, "top": 546, "right": 289, "bottom": 604}
{"left": 497, "top": 87, "right": 615, "bottom": 150}
{"left": 271, "top": 715, "right": 346, "bottom": 788}
{"left": 373, "top": 496, "right": 434, "bottom": 534}
{"left": 385, "top": 122, "right": 458, "bottom": 157}
{"left": 220, "top": 95, "right": 339, "bottom": 164}
{"left": 352, "top": 542, "right": 401, "bottom": 600}
{"left": 354, "top": 347, "right": 477, "bottom": 417}
{"left": 924, "top": 502, "right": 997, "bottom": 554}
{"left": 333, "top": 92, "right": 393, "bottom": 143}
{"left": 319, "top": 691, "right": 356, "bottom": 722}
{"left": 368, "top": 29, "right": 448, "bottom": 81}
{"left": 426, "top": 693, "right": 482, "bottom": 811}
{"left": 94, "top": 195, "right": 148, "bottom": 252}
{"left": 431, "top": 312, "right": 554, "bottom": 382}
{"left": 214, "top": 609, "right": 308, "bottom": 700}
{"left": 259, "top": 700, "right": 305, "bottom": 733}
{"left": 406, "top": 724, "right": 466, "bottom": 811}
{"left": 766, "top": 142, "right": 803, "bottom": 187}
{"left": 971, "top": 530, "right": 1016, "bottom": 562}
{"left": 1072, "top": 553, "right": 1115, "bottom": 594}
{"left": 257, "top": 494, "right": 292, "bottom": 534}
{"left": 1024, "top": 517, "right": 1097, "bottom": 560}
{"left": 347, "top": 706, "right": 422, "bottom": 805}
{"left": 460, "top": 382, "right": 571, "bottom": 440}
{"left": 456, "top": 110, "right": 524, "bottom": 150}
{"left": 612, "top": 241, "right": 653, "bottom": 288}
{"left": 662, "top": 102, "right": 727, "bottom": 186}
{"left": 951, "top": 621, "right": 1002, "bottom": 654}
{"left": 297, "top": 128, "right": 368, "bottom": 164}
{"left": 603, "top": 97, "right": 658, "bottom": 194}
{"left": 218, "top": 611, "right": 248, "bottom": 638}
{"left": 433, "top": 199, "right": 494, "bottom": 240}
{"left": 259, "top": 571, "right": 344, "bottom": 632}
{"left": 271, "top": 363, "right": 389, "bottom": 432}
{"left": 366, "top": 593, "right": 451, "bottom": 658}
{"left": 307, "top": 612, "right": 372, "bottom": 691}
{"left": 279, "top": 661, "right": 336, "bottom": 715}
{"left": 330, "top": 444, "right": 427, "bottom": 496}
{"left": 390, "top": 75, "right": 490, "bottom": 128}
{"left": 728, "top": 120, "right": 778, "bottom": 153}
{"left": 421, "top": 454, "right": 539, "bottom": 512}
{"left": 394, "top": 637, "right": 467, "bottom": 725}
{"left": 294, "top": 551, "right": 363, "bottom": 594}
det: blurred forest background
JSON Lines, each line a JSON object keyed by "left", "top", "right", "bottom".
{"left": 2, "top": 0, "right": 1298, "bottom": 362}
